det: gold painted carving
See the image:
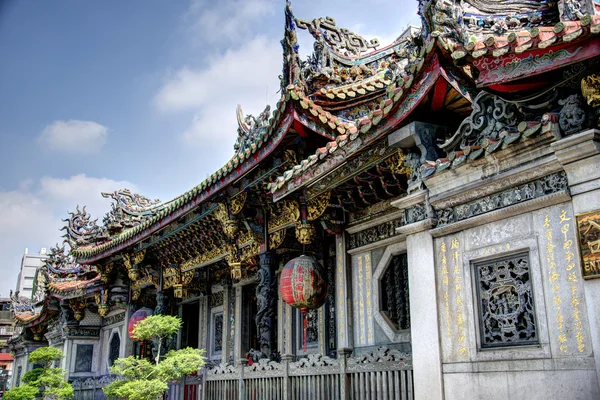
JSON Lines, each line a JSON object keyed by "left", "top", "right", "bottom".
{"left": 385, "top": 149, "right": 411, "bottom": 175}
{"left": 295, "top": 222, "right": 316, "bottom": 245}
{"left": 173, "top": 284, "right": 186, "bottom": 298}
{"left": 133, "top": 249, "right": 146, "bottom": 265}
{"left": 163, "top": 266, "right": 180, "bottom": 290}
{"left": 576, "top": 210, "right": 600, "bottom": 279}
{"left": 182, "top": 269, "right": 194, "bottom": 285}
{"left": 307, "top": 191, "right": 331, "bottom": 221}
{"left": 30, "top": 325, "right": 45, "bottom": 341}
{"left": 95, "top": 289, "right": 110, "bottom": 317}
{"left": 230, "top": 192, "right": 247, "bottom": 215}
{"left": 582, "top": 75, "right": 600, "bottom": 107}
{"left": 122, "top": 254, "right": 140, "bottom": 280}
{"left": 122, "top": 254, "right": 132, "bottom": 270}
{"left": 269, "top": 228, "right": 286, "bottom": 249}
{"left": 182, "top": 245, "right": 229, "bottom": 270}
{"left": 100, "top": 262, "right": 114, "bottom": 283}
{"left": 214, "top": 203, "right": 239, "bottom": 238}
{"left": 229, "top": 262, "right": 243, "bottom": 280}
{"left": 223, "top": 219, "right": 240, "bottom": 238}
{"left": 269, "top": 200, "right": 300, "bottom": 231}
{"left": 240, "top": 241, "right": 260, "bottom": 263}
{"left": 582, "top": 74, "right": 600, "bottom": 127}
{"left": 69, "top": 299, "right": 87, "bottom": 322}
{"left": 131, "top": 274, "right": 159, "bottom": 291}
{"left": 214, "top": 203, "right": 229, "bottom": 222}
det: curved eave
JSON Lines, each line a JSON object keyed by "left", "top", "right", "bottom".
{"left": 14, "top": 308, "right": 52, "bottom": 328}
{"left": 271, "top": 49, "right": 443, "bottom": 201}
{"left": 442, "top": 17, "right": 600, "bottom": 87}
{"left": 74, "top": 109, "right": 295, "bottom": 263}
{"left": 48, "top": 274, "right": 102, "bottom": 299}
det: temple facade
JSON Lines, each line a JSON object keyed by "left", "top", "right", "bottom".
{"left": 9, "top": 1, "right": 600, "bottom": 399}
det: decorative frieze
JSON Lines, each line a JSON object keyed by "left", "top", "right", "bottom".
{"left": 290, "top": 353, "right": 338, "bottom": 369}
{"left": 348, "top": 203, "right": 427, "bottom": 249}
{"left": 102, "top": 312, "right": 126, "bottom": 327}
{"left": 67, "top": 326, "right": 100, "bottom": 338}
{"left": 348, "top": 347, "right": 411, "bottom": 365}
{"left": 436, "top": 171, "right": 569, "bottom": 226}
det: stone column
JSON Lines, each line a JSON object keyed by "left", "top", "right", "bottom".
{"left": 255, "top": 252, "right": 277, "bottom": 358}
{"left": 552, "top": 129, "right": 600, "bottom": 390}
{"left": 407, "top": 230, "right": 444, "bottom": 400}
{"left": 335, "top": 234, "right": 353, "bottom": 349}
{"left": 221, "top": 285, "right": 232, "bottom": 364}
{"left": 234, "top": 286, "right": 243, "bottom": 365}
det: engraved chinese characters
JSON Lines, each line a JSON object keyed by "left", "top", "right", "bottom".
{"left": 473, "top": 253, "right": 537, "bottom": 348}
{"left": 537, "top": 206, "right": 588, "bottom": 355}
{"left": 438, "top": 237, "right": 468, "bottom": 357}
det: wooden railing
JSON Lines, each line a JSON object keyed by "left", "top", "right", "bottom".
{"left": 178, "top": 347, "right": 412, "bottom": 400}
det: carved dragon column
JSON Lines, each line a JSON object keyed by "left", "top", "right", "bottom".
{"left": 255, "top": 252, "right": 278, "bottom": 358}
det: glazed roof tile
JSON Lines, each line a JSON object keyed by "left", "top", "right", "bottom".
{"left": 268, "top": 39, "right": 438, "bottom": 195}
{"left": 448, "top": 16, "right": 600, "bottom": 63}
{"left": 47, "top": 274, "right": 100, "bottom": 295}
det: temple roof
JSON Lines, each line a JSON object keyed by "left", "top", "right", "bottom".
{"left": 63, "top": 0, "right": 600, "bottom": 262}
{"left": 11, "top": 246, "right": 101, "bottom": 327}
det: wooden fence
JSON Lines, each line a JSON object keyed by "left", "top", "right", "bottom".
{"left": 176, "top": 347, "right": 412, "bottom": 400}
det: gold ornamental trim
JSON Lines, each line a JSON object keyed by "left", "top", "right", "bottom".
{"left": 576, "top": 209, "right": 600, "bottom": 279}
{"left": 269, "top": 200, "right": 300, "bottom": 231}
{"left": 230, "top": 192, "right": 248, "bottom": 215}
{"left": 307, "top": 191, "right": 331, "bottom": 221}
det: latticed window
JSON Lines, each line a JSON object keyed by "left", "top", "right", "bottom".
{"left": 213, "top": 313, "right": 224, "bottom": 353}
{"left": 473, "top": 253, "right": 538, "bottom": 348}
{"left": 109, "top": 333, "right": 120, "bottom": 366}
{"left": 380, "top": 254, "right": 410, "bottom": 330}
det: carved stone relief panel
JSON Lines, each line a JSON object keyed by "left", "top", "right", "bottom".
{"left": 473, "top": 253, "right": 537, "bottom": 348}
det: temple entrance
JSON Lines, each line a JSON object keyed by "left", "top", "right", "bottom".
{"left": 180, "top": 301, "right": 199, "bottom": 349}
{"left": 241, "top": 285, "right": 259, "bottom": 360}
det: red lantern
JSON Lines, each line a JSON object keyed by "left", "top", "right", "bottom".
{"left": 128, "top": 307, "right": 153, "bottom": 340}
{"left": 279, "top": 255, "right": 328, "bottom": 351}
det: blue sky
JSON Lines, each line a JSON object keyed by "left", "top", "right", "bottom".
{"left": 0, "top": 0, "right": 419, "bottom": 297}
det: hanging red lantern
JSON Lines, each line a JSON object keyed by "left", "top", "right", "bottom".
{"left": 128, "top": 307, "right": 153, "bottom": 340}
{"left": 279, "top": 255, "right": 328, "bottom": 351}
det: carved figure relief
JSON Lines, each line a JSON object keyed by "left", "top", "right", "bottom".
{"left": 473, "top": 253, "right": 537, "bottom": 347}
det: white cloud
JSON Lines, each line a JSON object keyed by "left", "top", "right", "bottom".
{"left": 185, "top": 0, "right": 275, "bottom": 45}
{"left": 38, "top": 120, "right": 109, "bottom": 154}
{"left": 155, "top": 35, "right": 282, "bottom": 147}
{"left": 0, "top": 174, "right": 139, "bottom": 298}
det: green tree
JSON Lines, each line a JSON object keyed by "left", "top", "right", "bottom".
{"left": 103, "top": 315, "right": 205, "bottom": 400}
{"left": 4, "top": 347, "right": 73, "bottom": 400}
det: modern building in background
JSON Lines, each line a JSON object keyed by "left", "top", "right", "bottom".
{"left": 15, "top": 248, "right": 47, "bottom": 300}
{"left": 0, "top": 298, "right": 14, "bottom": 395}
